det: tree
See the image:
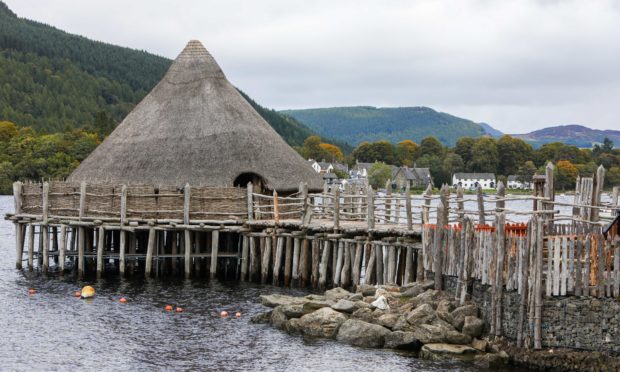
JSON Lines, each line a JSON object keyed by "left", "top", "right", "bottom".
{"left": 555, "top": 160, "right": 578, "bottom": 190}
{"left": 368, "top": 162, "right": 393, "bottom": 189}
{"left": 417, "top": 154, "right": 447, "bottom": 185}
{"left": 319, "top": 143, "right": 345, "bottom": 163}
{"left": 0, "top": 121, "right": 18, "bottom": 142}
{"left": 352, "top": 141, "right": 396, "bottom": 164}
{"left": 454, "top": 137, "right": 475, "bottom": 168}
{"left": 606, "top": 166, "right": 620, "bottom": 188}
{"left": 442, "top": 153, "right": 464, "bottom": 181}
{"left": 470, "top": 137, "right": 498, "bottom": 173}
{"left": 517, "top": 161, "right": 537, "bottom": 185}
{"left": 395, "top": 140, "right": 418, "bottom": 166}
{"left": 417, "top": 136, "right": 444, "bottom": 158}
{"left": 301, "top": 136, "right": 330, "bottom": 161}
{"left": 497, "top": 135, "right": 533, "bottom": 176}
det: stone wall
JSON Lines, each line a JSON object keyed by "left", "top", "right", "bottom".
{"left": 439, "top": 274, "right": 620, "bottom": 355}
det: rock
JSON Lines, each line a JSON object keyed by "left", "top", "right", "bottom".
{"left": 280, "top": 304, "right": 305, "bottom": 318}
{"left": 472, "top": 338, "right": 488, "bottom": 352}
{"left": 374, "top": 288, "right": 391, "bottom": 300}
{"left": 462, "top": 316, "right": 484, "bottom": 338}
{"left": 431, "top": 316, "right": 456, "bottom": 331}
{"left": 445, "top": 330, "right": 472, "bottom": 345}
{"left": 356, "top": 284, "right": 377, "bottom": 296}
{"left": 450, "top": 304, "right": 478, "bottom": 331}
{"left": 401, "top": 285, "right": 425, "bottom": 298}
{"left": 297, "top": 307, "right": 348, "bottom": 338}
{"left": 384, "top": 331, "right": 423, "bottom": 350}
{"left": 393, "top": 315, "right": 414, "bottom": 332}
{"left": 250, "top": 311, "right": 272, "bottom": 324}
{"left": 325, "top": 287, "right": 351, "bottom": 302}
{"left": 260, "top": 294, "right": 305, "bottom": 308}
{"left": 377, "top": 313, "right": 400, "bottom": 330}
{"left": 474, "top": 351, "right": 509, "bottom": 369}
{"left": 302, "top": 300, "right": 332, "bottom": 314}
{"left": 351, "top": 308, "right": 375, "bottom": 323}
{"left": 410, "top": 324, "right": 447, "bottom": 344}
{"left": 284, "top": 318, "right": 302, "bottom": 334}
{"left": 336, "top": 319, "right": 391, "bottom": 348}
{"left": 331, "top": 299, "right": 356, "bottom": 314}
{"left": 363, "top": 296, "right": 375, "bottom": 304}
{"left": 436, "top": 310, "right": 454, "bottom": 326}
{"left": 420, "top": 343, "right": 477, "bottom": 361}
{"left": 406, "top": 303, "right": 435, "bottom": 325}
{"left": 370, "top": 295, "right": 390, "bottom": 311}
{"left": 353, "top": 301, "right": 369, "bottom": 310}
{"left": 270, "top": 306, "right": 289, "bottom": 329}
{"left": 437, "top": 300, "right": 455, "bottom": 314}
{"left": 305, "top": 294, "right": 326, "bottom": 301}
{"left": 347, "top": 293, "right": 363, "bottom": 301}
{"left": 410, "top": 289, "right": 439, "bottom": 307}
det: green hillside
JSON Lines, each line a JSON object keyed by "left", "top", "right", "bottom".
{"left": 281, "top": 106, "right": 487, "bottom": 147}
{"left": 0, "top": 1, "right": 318, "bottom": 147}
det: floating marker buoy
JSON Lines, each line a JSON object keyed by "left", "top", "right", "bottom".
{"left": 74, "top": 291, "right": 81, "bottom": 297}
{"left": 235, "top": 312, "right": 242, "bottom": 318}
{"left": 175, "top": 307, "right": 184, "bottom": 313}
{"left": 220, "top": 311, "right": 229, "bottom": 317}
{"left": 81, "top": 285, "right": 95, "bottom": 299}
{"left": 165, "top": 305, "right": 173, "bottom": 311}
{"left": 28, "top": 288, "right": 36, "bottom": 295}
{"left": 119, "top": 298, "right": 127, "bottom": 303}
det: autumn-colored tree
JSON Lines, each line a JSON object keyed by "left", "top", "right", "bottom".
{"left": 395, "top": 140, "right": 418, "bottom": 166}
{"left": 555, "top": 160, "right": 578, "bottom": 190}
{"left": 319, "top": 143, "right": 345, "bottom": 162}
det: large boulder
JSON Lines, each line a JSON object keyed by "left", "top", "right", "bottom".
{"left": 336, "top": 319, "right": 391, "bottom": 348}
{"left": 410, "top": 324, "right": 448, "bottom": 344}
{"left": 347, "top": 293, "right": 363, "bottom": 301}
{"left": 331, "top": 299, "right": 356, "bottom": 314}
{"left": 260, "top": 294, "right": 306, "bottom": 308}
{"left": 462, "top": 316, "right": 484, "bottom": 338}
{"left": 351, "top": 308, "right": 375, "bottom": 323}
{"left": 410, "top": 289, "right": 439, "bottom": 308}
{"left": 420, "top": 343, "right": 477, "bottom": 361}
{"left": 280, "top": 303, "right": 305, "bottom": 318}
{"left": 436, "top": 300, "right": 455, "bottom": 314}
{"left": 270, "top": 306, "right": 289, "bottom": 329}
{"left": 297, "top": 307, "right": 348, "bottom": 338}
{"left": 450, "top": 304, "right": 478, "bottom": 331}
{"left": 302, "top": 300, "right": 332, "bottom": 314}
{"left": 356, "top": 284, "right": 377, "bottom": 297}
{"left": 445, "top": 330, "right": 472, "bottom": 345}
{"left": 370, "top": 296, "right": 390, "bottom": 311}
{"left": 250, "top": 311, "right": 272, "bottom": 324}
{"left": 384, "top": 331, "right": 423, "bottom": 350}
{"left": 284, "top": 318, "right": 302, "bottom": 334}
{"left": 406, "top": 303, "right": 436, "bottom": 325}
{"left": 325, "top": 287, "right": 351, "bottom": 302}
{"left": 377, "top": 313, "right": 400, "bottom": 330}
{"left": 472, "top": 338, "right": 488, "bottom": 352}
{"left": 401, "top": 280, "right": 435, "bottom": 298}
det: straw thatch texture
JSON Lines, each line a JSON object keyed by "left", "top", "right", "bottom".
{"left": 68, "top": 40, "right": 322, "bottom": 192}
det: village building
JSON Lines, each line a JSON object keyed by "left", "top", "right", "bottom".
{"left": 507, "top": 175, "right": 533, "bottom": 190}
{"left": 452, "top": 172, "right": 496, "bottom": 189}
{"left": 350, "top": 161, "right": 375, "bottom": 179}
{"left": 392, "top": 166, "right": 433, "bottom": 190}
{"left": 68, "top": 40, "right": 322, "bottom": 194}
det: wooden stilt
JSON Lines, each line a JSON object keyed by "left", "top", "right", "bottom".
{"left": 404, "top": 246, "right": 413, "bottom": 285}
{"left": 341, "top": 241, "right": 351, "bottom": 288}
{"left": 27, "top": 224, "right": 34, "bottom": 271}
{"left": 171, "top": 231, "right": 178, "bottom": 274}
{"left": 318, "top": 239, "right": 330, "bottom": 289}
{"left": 241, "top": 235, "right": 249, "bottom": 281}
{"left": 300, "top": 238, "right": 310, "bottom": 287}
{"left": 250, "top": 236, "right": 260, "bottom": 282}
{"left": 119, "top": 231, "right": 126, "bottom": 276}
{"left": 78, "top": 227, "right": 85, "bottom": 278}
{"left": 334, "top": 240, "right": 344, "bottom": 286}
{"left": 15, "top": 223, "right": 24, "bottom": 270}
{"left": 352, "top": 241, "right": 363, "bottom": 286}
{"left": 272, "top": 236, "right": 284, "bottom": 286}
{"left": 194, "top": 231, "right": 202, "bottom": 276}
{"left": 96, "top": 226, "right": 104, "bottom": 278}
{"left": 210, "top": 230, "right": 219, "bottom": 279}
{"left": 292, "top": 237, "right": 301, "bottom": 286}
{"left": 59, "top": 225, "right": 67, "bottom": 274}
{"left": 365, "top": 244, "right": 376, "bottom": 284}
{"left": 184, "top": 230, "right": 192, "bottom": 279}
{"left": 284, "top": 237, "right": 293, "bottom": 286}
{"left": 261, "top": 236, "right": 272, "bottom": 284}
{"left": 387, "top": 245, "right": 396, "bottom": 284}
{"left": 145, "top": 227, "right": 155, "bottom": 277}
{"left": 375, "top": 244, "right": 384, "bottom": 285}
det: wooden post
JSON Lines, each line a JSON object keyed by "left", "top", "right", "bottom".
{"left": 385, "top": 181, "right": 392, "bottom": 223}
{"left": 440, "top": 184, "right": 449, "bottom": 227}
{"left": 247, "top": 182, "right": 254, "bottom": 221}
{"left": 456, "top": 185, "right": 465, "bottom": 221}
{"left": 612, "top": 186, "right": 619, "bottom": 208}
{"left": 422, "top": 183, "right": 432, "bottom": 224}
{"left": 272, "top": 236, "right": 284, "bottom": 285}
{"left": 591, "top": 165, "right": 605, "bottom": 222}
{"left": 96, "top": 226, "right": 104, "bottom": 278}
{"left": 311, "top": 238, "right": 320, "bottom": 288}
{"left": 78, "top": 227, "right": 85, "bottom": 278}
{"left": 13, "top": 182, "right": 24, "bottom": 269}
{"left": 145, "top": 227, "right": 155, "bottom": 277}
{"left": 341, "top": 242, "right": 351, "bottom": 288}
{"left": 183, "top": 184, "right": 191, "bottom": 279}
{"left": 534, "top": 216, "right": 544, "bottom": 349}
{"left": 292, "top": 237, "right": 301, "bottom": 285}
{"left": 210, "top": 230, "right": 219, "bottom": 279}
{"left": 300, "top": 238, "right": 310, "bottom": 287}
{"left": 367, "top": 187, "right": 375, "bottom": 229}
{"left": 301, "top": 183, "right": 312, "bottom": 227}
{"left": 333, "top": 187, "right": 340, "bottom": 230}
{"left": 40, "top": 182, "right": 50, "bottom": 272}
{"left": 459, "top": 218, "right": 475, "bottom": 305}
{"left": 261, "top": 235, "right": 272, "bottom": 284}
{"left": 434, "top": 205, "right": 444, "bottom": 290}
{"left": 273, "top": 190, "right": 280, "bottom": 224}
{"left": 318, "top": 240, "right": 330, "bottom": 289}
{"left": 119, "top": 185, "right": 128, "bottom": 275}
{"left": 517, "top": 219, "right": 533, "bottom": 347}
{"left": 352, "top": 240, "right": 363, "bottom": 286}
{"left": 387, "top": 244, "right": 396, "bottom": 284}
{"left": 58, "top": 225, "right": 67, "bottom": 274}
{"left": 334, "top": 240, "right": 344, "bottom": 286}
{"left": 240, "top": 235, "right": 249, "bottom": 281}
{"left": 544, "top": 162, "right": 555, "bottom": 230}
{"left": 476, "top": 184, "right": 485, "bottom": 226}
{"left": 27, "top": 224, "right": 34, "bottom": 271}
{"left": 494, "top": 212, "right": 506, "bottom": 337}
{"left": 405, "top": 183, "right": 412, "bottom": 230}
{"left": 284, "top": 236, "right": 293, "bottom": 286}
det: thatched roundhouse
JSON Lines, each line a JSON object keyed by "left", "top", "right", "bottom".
{"left": 69, "top": 40, "right": 322, "bottom": 193}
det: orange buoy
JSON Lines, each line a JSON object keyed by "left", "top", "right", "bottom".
{"left": 175, "top": 307, "right": 184, "bottom": 313}
{"left": 235, "top": 312, "right": 242, "bottom": 318}
{"left": 119, "top": 297, "right": 127, "bottom": 303}
{"left": 28, "top": 288, "right": 36, "bottom": 295}
{"left": 220, "top": 310, "right": 229, "bottom": 317}
{"left": 74, "top": 291, "right": 81, "bottom": 297}
{"left": 165, "top": 305, "right": 173, "bottom": 311}
{"left": 81, "top": 285, "right": 95, "bottom": 299}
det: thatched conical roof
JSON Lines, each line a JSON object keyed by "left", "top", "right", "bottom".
{"left": 68, "top": 40, "right": 323, "bottom": 192}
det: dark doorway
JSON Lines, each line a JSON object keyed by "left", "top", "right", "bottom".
{"left": 234, "top": 172, "right": 265, "bottom": 192}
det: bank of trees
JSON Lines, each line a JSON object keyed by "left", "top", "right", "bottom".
{"left": 298, "top": 134, "right": 620, "bottom": 190}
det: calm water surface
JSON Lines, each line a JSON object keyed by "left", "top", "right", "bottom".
{"left": 0, "top": 195, "right": 485, "bottom": 371}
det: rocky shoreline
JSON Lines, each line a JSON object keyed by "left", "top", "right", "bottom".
{"left": 252, "top": 281, "right": 509, "bottom": 369}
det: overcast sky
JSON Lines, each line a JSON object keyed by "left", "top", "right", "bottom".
{"left": 6, "top": 0, "right": 620, "bottom": 133}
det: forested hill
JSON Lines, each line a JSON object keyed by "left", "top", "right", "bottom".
{"left": 513, "top": 125, "right": 620, "bottom": 148}
{"left": 0, "top": 1, "right": 320, "bottom": 147}
{"left": 281, "top": 106, "right": 489, "bottom": 147}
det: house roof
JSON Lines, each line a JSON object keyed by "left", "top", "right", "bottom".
{"left": 333, "top": 162, "right": 349, "bottom": 172}
{"left": 453, "top": 173, "right": 496, "bottom": 180}
{"left": 323, "top": 172, "right": 338, "bottom": 179}
{"left": 393, "top": 166, "right": 432, "bottom": 181}
{"left": 68, "top": 40, "right": 322, "bottom": 192}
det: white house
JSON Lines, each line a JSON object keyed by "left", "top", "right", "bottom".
{"left": 452, "top": 173, "right": 496, "bottom": 189}
{"left": 350, "top": 162, "right": 375, "bottom": 179}
{"left": 308, "top": 159, "right": 333, "bottom": 174}
{"left": 507, "top": 175, "right": 533, "bottom": 190}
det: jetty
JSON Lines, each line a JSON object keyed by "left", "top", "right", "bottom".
{"left": 4, "top": 39, "right": 620, "bottom": 354}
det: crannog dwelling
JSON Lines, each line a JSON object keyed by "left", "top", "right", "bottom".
{"left": 507, "top": 175, "right": 533, "bottom": 190}
{"left": 452, "top": 173, "right": 496, "bottom": 189}
{"left": 392, "top": 166, "right": 433, "bottom": 190}
{"left": 69, "top": 40, "right": 322, "bottom": 193}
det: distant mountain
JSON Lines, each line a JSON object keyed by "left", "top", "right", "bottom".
{"left": 479, "top": 122, "right": 503, "bottom": 138}
{"left": 513, "top": 125, "right": 620, "bottom": 148}
{"left": 281, "top": 106, "right": 489, "bottom": 147}
{"left": 0, "top": 1, "right": 320, "bottom": 147}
